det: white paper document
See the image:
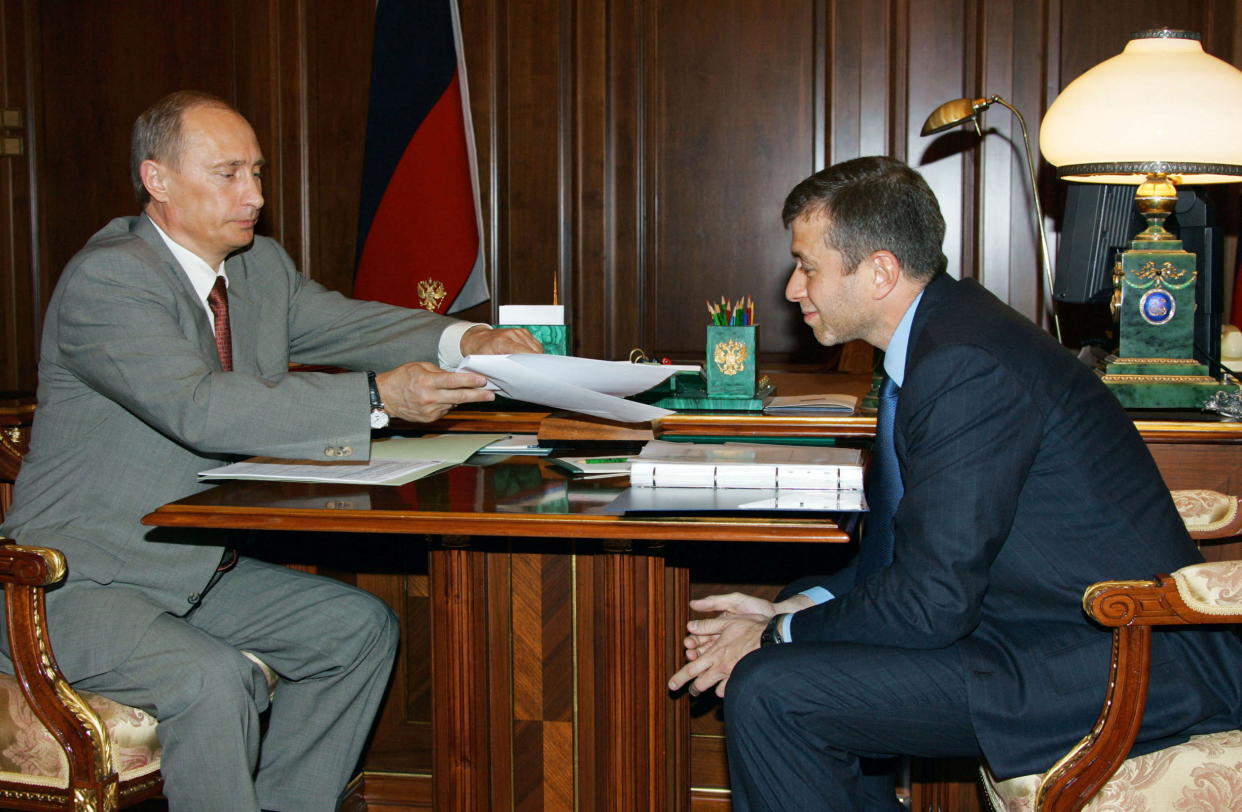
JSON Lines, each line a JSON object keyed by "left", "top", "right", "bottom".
{"left": 498, "top": 304, "right": 564, "bottom": 325}
{"left": 456, "top": 354, "right": 699, "bottom": 423}
{"left": 197, "top": 459, "right": 445, "bottom": 486}
{"left": 198, "top": 433, "right": 506, "bottom": 486}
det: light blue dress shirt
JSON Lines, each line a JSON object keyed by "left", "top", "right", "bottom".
{"left": 778, "top": 290, "right": 924, "bottom": 642}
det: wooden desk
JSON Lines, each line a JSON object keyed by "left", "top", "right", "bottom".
{"left": 143, "top": 457, "right": 847, "bottom": 811}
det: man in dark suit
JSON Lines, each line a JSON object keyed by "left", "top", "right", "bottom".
{"left": 0, "top": 91, "right": 541, "bottom": 810}
{"left": 668, "top": 156, "right": 1242, "bottom": 810}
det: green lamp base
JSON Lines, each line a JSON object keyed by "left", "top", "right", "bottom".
{"left": 1101, "top": 358, "right": 1233, "bottom": 408}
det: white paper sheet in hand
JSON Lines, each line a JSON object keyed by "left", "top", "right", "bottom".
{"left": 456, "top": 354, "right": 697, "bottom": 423}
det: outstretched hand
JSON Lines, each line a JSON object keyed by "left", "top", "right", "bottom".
{"left": 375, "top": 362, "right": 495, "bottom": 423}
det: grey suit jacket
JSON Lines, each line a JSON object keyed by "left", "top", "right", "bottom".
{"left": 1, "top": 215, "right": 460, "bottom": 678}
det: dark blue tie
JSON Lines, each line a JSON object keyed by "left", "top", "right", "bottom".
{"left": 856, "top": 375, "right": 902, "bottom": 583}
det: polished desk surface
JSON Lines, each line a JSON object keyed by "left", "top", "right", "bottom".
{"left": 143, "top": 455, "right": 849, "bottom": 543}
{"left": 415, "top": 369, "right": 1242, "bottom": 443}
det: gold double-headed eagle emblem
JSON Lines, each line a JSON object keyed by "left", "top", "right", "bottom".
{"left": 713, "top": 338, "right": 749, "bottom": 376}
{"left": 417, "top": 279, "right": 447, "bottom": 312}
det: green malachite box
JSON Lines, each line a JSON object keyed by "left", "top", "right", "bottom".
{"left": 706, "top": 325, "right": 757, "bottom": 398}
{"left": 496, "top": 324, "right": 569, "bottom": 356}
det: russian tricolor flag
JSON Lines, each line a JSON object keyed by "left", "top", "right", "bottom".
{"left": 355, "top": 0, "right": 488, "bottom": 315}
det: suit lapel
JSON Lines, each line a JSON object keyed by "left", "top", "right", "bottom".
{"left": 131, "top": 216, "right": 223, "bottom": 370}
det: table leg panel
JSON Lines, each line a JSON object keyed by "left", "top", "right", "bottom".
{"left": 430, "top": 544, "right": 491, "bottom": 810}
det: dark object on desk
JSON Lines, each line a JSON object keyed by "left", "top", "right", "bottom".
{"left": 763, "top": 393, "right": 858, "bottom": 415}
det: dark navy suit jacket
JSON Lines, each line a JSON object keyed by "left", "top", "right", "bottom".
{"left": 789, "top": 273, "right": 1242, "bottom": 778}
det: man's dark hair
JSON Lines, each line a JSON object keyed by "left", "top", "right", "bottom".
{"left": 781, "top": 156, "right": 947, "bottom": 282}
{"left": 131, "top": 90, "right": 237, "bottom": 207}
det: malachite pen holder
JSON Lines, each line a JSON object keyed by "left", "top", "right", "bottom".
{"left": 496, "top": 324, "right": 569, "bottom": 356}
{"left": 705, "top": 325, "right": 757, "bottom": 398}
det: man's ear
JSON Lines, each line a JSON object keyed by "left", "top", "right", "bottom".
{"left": 140, "top": 160, "right": 170, "bottom": 203}
{"left": 868, "top": 250, "right": 902, "bottom": 299}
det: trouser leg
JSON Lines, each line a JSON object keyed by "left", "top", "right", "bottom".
{"left": 73, "top": 612, "right": 270, "bottom": 812}
{"left": 724, "top": 642, "right": 981, "bottom": 811}
{"left": 186, "top": 557, "right": 399, "bottom": 812}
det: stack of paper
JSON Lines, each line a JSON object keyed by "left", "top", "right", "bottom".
{"left": 629, "top": 440, "right": 863, "bottom": 490}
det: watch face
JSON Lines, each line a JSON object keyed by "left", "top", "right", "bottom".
{"left": 370, "top": 409, "right": 390, "bottom": 429}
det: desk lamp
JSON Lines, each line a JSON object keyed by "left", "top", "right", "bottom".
{"left": 921, "top": 95, "right": 1062, "bottom": 343}
{"left": 1039, "top": 28, "right": 1242, "bottom": 408}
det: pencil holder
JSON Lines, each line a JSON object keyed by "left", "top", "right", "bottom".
{"left": 706, "top": 325, "right": 758, "bottom": 398}
{"left": 496, "top": 323, "right": 569, "bottom": 356}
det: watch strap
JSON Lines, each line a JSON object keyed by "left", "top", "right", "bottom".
{"left": 366, "top": 371, "right": 389, "bottom": 428}
{"left": 366, "top": 371, "right": 384, "bottom": 412}
{"left": 760, "top": 613, "right": 788, "bottom": 647}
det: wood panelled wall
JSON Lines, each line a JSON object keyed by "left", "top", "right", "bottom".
{"left": 1, "top": 0, "right": 1239, "bottom": 390}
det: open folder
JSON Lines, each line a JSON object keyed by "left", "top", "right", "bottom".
{"left": 197, "top": 434, "right": 505, "bottom": 486}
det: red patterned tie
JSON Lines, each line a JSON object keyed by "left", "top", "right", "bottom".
{"left": 206, "top": 276, "right": 233, "bottom": 372}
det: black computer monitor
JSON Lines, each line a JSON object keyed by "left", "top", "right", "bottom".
{"left": 1053, "top": 183, "right": 1223, "bottom": 376}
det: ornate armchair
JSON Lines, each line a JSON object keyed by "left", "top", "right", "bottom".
{"left": 0, "top": 541, "right": 163, "bottom": 811}
{"left": 981, "top": 489, "right": 1242, "bottom": 811}
{"left": 0, "top": 396, "right": 275, "bottom": 810}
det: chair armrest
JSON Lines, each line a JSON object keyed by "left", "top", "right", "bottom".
{"left": 1171, "top": 489, "right": 1242, "bottom": 540}
{"left": 0, "top": 539, "right": 116, "bottom": 789}
{"left": 1085, "top": 564, "right": 1242, "bottom": 628}
{"left": 1037, "top": 563, "right": 1242, "bottom": 810}
{"left": 0, "top": 542, "right": 67, "bottom": 587}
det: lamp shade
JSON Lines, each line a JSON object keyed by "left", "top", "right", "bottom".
{"left": 1040, "top": 29, "right": 1242, "bottom": 184}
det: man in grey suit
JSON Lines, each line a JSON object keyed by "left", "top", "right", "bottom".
{"left": 668, "top": 157, "right": 1242, "bottom": 810}
{"left": 0, "top": 90, "right": 541, "bottom": 811}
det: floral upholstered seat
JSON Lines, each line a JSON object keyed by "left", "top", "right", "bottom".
{"left": 0, "top": 676, "right": 161, "bottom": 790}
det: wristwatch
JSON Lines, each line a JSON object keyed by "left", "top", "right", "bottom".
{"left": 760, "top": 613, "right": 788, "bottom": 647}
{"left": 366, "top": 371, "right": 389, "bottom": 429}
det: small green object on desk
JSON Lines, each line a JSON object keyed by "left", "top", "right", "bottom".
{"left": 705, "top": 324, "right": 758, "bottom": 398}
{"left": 647, "top": 368, "right": 774, "bottom": 412}
{"left": 497, "top": 324, "right": 569, "bottom": 356}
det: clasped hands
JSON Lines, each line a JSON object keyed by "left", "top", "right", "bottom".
{"left": 376, "top": 325, "right": 542, "bottom": 423}
{"left": 668, "top": 592, "right": 813, "bottom": 699}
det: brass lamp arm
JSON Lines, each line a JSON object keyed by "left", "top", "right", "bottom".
{"left": 988, "top": 96, "right": 1061, "bottom": 343}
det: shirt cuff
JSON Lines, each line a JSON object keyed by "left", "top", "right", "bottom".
{"left": 438, "top": 322, "right": 490, "bottom": 368}
{"left": 782, "top": 586, "right": 837, "bottom": 642}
